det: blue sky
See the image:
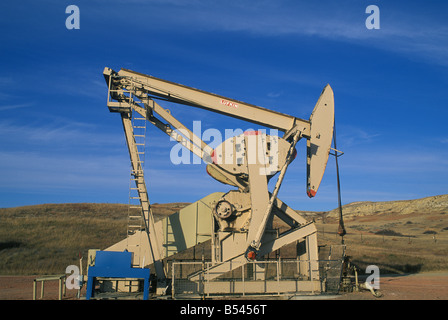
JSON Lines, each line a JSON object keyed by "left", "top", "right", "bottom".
{"left": 0, "top": 0, "right": 447, "bottom": 211}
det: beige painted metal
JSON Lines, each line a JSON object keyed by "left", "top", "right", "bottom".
{"left": 213, "top": 190, "right": 251, "bottom": 232}
{"left": 162, "top": 192, "right": 223, "bottom": 257}
{"left": 248, "top": 129, "right": 302, "bottom": 252}
{"left": 307, "top": 84, "right": 334, "bottom": 198}
{"left": 203, "top": 280, "right": 321, "bottom": 295}
{"left": 115, "top": 68, "right": 311, "bottom": 135}
{"left": 103, "top": 67, "right": 335, "bottom": 292}
{"left": 33, "top": 275, "right": 66, "bottom": 300}
{"left": 121, "top": 112, "right": 165, "bottom": 280}
{"left": 104, "top": 67, "right": 334, "bottom": 197}
{"left": 171, "top": 260, "right": 322, "bottom": 296}
{"left": 107, "top": 192, "right": 223, "bottom": 261}
{"left": 209, "top": 131, "right": 290, "bottom": 175}
{"left": 190, "top": 222, "right": 318, "bottom": 282}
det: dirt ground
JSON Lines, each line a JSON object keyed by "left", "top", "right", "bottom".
{"left": 0, "top": 275, "right": 84, "bottom": 300}
{"left": 336, "top": 272, "right": 448, "bottom": 300}
{"left": 335, "top": 272, "right": 448, "bottom": 300}
{"left": 1, "top": 272, "right": 447, "bottom": 300}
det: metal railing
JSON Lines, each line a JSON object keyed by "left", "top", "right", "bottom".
{"left": 171, "top": 258, "right": 344, "bottom": 299}
{"left": 33, "top": 275, "right": 66, "bottom": 300}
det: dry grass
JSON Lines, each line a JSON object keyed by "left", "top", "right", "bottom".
{"left": 1, "top": 198, "right": 447, "bottom": 276}
{"left": 0, "top": 204, "right": 126, "bottom": 275}
{"left": 314, "top": 215, "right": 448, "bottom": 274}
{"left": 0, "top": 203, "right": 186, "bottom": 275}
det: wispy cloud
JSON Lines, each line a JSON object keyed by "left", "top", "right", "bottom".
{"left": 267, "top": 91, "right": 283, "bottom": 99}
{"left": 0, "top": 76, "right": 15, "bottom": 86}
{"left": 99, "top": 0, "right": 448, "bottom": 67}
{"left": 0, "top": 120, "right": 124, "bottom": 151}
{"left": 0, "top": 103, "right": 33, "bottom": 111}
{"left": 337, "top": 125, "right": 381, "bottom": 148}
{"left": 0, "top": 150, "right": 129, "bottom": 195}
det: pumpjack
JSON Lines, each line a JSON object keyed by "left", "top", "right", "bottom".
{"left": 99, "top": 67, "right": 340, "bottom": 296}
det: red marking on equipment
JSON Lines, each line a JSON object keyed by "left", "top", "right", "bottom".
{"left": 307, "top": 189, "right": 316, "bottom": 198}
{"left": 244, "top": 130, "right": 261, "bottom": 136}
{"left": 247, "top": 250, "right": 256, "bottom": 261}
{"left": 220, "top": 99, "right": 238, "bottom": 108}
{"left": 211, "top": 149, "right": 217, "bottom": 164}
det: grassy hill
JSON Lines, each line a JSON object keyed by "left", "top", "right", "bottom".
{"left": 326, "top": 194, "right": 448, "bottom": 218}
{"left": 0, "top": 203, "right": 187, "bottom": 275}
{"left": 0, "top": 195, "right": 447, "bottom": 275}
{"left": 313, "top": 194, "right": 448, "bottom": 274}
